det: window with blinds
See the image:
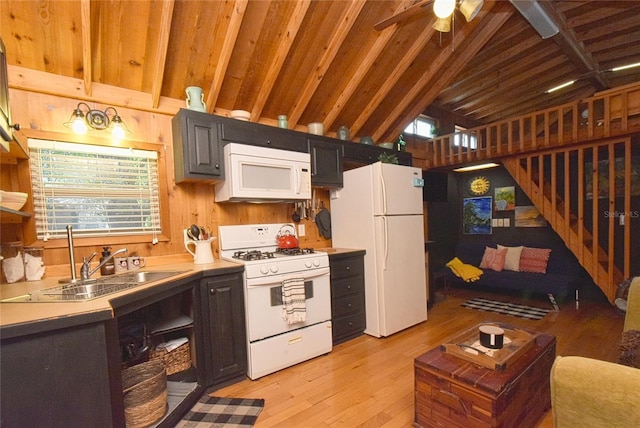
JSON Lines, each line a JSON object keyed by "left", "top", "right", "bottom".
{"left": 28, "top": 138, "right": 161, "bottom": 241}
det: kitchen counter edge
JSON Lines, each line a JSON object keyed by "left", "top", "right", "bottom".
{"left": 317, "top": 248, "right": 366, "bottom": 258}
{"left": 0, "top": 260, "right": 244, "bottom": 339}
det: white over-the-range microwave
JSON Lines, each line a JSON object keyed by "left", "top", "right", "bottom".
{"left": 214, "top": 143, "right": 312, "bottom": 202}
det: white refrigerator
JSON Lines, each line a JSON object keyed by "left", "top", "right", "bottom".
{"left": 330, "top": 162, "right": 427, "bottom": 337}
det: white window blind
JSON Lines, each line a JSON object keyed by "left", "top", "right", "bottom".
{"left": 28, "top": 138, "right": 161, "bottom": 241}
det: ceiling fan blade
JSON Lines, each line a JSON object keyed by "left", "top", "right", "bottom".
{"left": 374, "top": 0, "right": 435, "bottom": 31}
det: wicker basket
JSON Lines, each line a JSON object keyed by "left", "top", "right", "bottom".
{"left": 122, "top": 360, "right": 167, "bottom": 428}
{"left": 149, "top": 339, "right": 191, "bottom": 375}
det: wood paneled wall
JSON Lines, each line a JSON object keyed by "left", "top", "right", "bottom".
{"left": 2, "top": 89, "right": 332, "bottom": 273}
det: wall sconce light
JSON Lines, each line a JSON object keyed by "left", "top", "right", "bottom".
{"left": 64, "top": 102, "right": 132, "bottom": 139}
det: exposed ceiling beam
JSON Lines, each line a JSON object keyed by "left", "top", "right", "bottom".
{"left": 457, "top": 56, "right": 568, "bottom": 116}
{"left": 8, "top": 65, "right": 184, "bottom": 116}
{"left": 377, "top": 0, "right": 511, "bottom": 142}
{"left": 324, "top": 0, "right": 416, "bottom": 130}
{"left": 350, "top": 18, "right": 437, "bottom": 138}
{"left": 150, "top": 0, "right": 175, "bottom": 109}
{"left": 250, "top": 0, "right": 311, "bottom": 122}
{"left": 539, "top": 0, "right": 609, "bottom": 91}
{"left": 80, "top": 0, "right": 91, "bottom": 96}
{"left": 373, "top": 0, "right": 435, "bottom": 31}
{"left": 287, "top": 0, "right": 366, "bottom": 127}
{"left": 205, "top": 0, "right": 249, "bottom": 112}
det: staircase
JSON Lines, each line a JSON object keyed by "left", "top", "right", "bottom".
{"left": 410, "top": 82, "right": 640, "bottom": 303}
{"left": 501, "top": 139, "right": 635, "bottom": 303}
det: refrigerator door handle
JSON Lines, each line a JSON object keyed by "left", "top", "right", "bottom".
{"left": 383, "top": 216, "right": 389, "bottom": 270}
{"left": 379, "top": 173, "right": 387, "bottom": 214}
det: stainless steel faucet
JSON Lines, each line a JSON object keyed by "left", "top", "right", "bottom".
{"left": 80, "top": 247, "right": 128, "bottom": 280}
{"left": 65, "top": 225, "right": 127, "bottom": 282}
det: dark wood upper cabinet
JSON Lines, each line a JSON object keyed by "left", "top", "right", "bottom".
{"left": 307, "top": 136, "right": 343, "bottom": 188}
{"left": 172, "top": 109, "right": 224, "bottom": 183}
{"left": 171, "top": 109, "right": 412, "bottom": 187}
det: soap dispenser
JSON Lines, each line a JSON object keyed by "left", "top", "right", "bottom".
{"left": 100, "top": 246, "right": 115, "bottom": 276}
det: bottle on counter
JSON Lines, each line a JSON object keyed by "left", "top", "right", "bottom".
{"left": 100, "top": 246, "right": 116, "bottom": 276}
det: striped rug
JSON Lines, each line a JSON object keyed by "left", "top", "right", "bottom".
{"left": 461, "top": 297, "right": 552, "bottom": 320}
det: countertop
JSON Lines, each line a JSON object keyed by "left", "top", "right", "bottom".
{"left": 0, "top": 257, "right": 242, "bottom": 333}
{"left": 316, "top": 247, "right": 365, "bottom": 256}
{"left": 0, "top": 248, "right": 364, "bottom": 335}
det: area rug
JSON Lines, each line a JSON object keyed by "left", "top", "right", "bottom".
{"left": 176, "top": 396, "right": 265, "bottom": 427}
{"left": 461, "top": 297, "right": 551, "bottom": 320}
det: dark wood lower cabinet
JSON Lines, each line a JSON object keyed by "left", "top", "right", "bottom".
{"left": 194, "top": 272, "right": 247, "bottom": 387}
{"left": 0, "top": 268, "right": 248, "bottom": 427}
{"left": 0, "top": 321, "right": 116, "bottom": 426}
{"left": 329, "top": 251, "right": 366, "bottom": 345}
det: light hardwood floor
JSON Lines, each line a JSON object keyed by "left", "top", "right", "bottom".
{"left": 214, "top": 287, "right": 625, "bottom": 427}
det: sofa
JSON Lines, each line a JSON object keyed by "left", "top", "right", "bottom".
{"left": 550, "top": 277, "right": 640, "bottom": 428}
{"left": 438, "top": 240, "right": 585, "bottom": 300}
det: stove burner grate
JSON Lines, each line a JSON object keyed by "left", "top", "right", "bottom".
{"left": 275, "top": 247, "right": 315, "bottom": 256}
{"left": 233, "top": 250, "right": 276, "bottom": 261}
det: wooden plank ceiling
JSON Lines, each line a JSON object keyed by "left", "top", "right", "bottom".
{"left": 2, "top": 0, "right": 640, "bottom": 144}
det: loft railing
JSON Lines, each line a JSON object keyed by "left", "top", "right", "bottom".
{"left": 406, "top": 82, "right": 640, "bottom": 304}
{"left": 409, "top": 81, "right": 640, "bottom": 170}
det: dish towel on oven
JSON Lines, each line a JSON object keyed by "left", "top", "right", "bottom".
{"left": 282, "top": 276, "right": 306, "bottom": 324}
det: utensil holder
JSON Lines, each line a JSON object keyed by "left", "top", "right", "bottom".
{"left": 183, "top": 229, "right": 215, "bottom": 264}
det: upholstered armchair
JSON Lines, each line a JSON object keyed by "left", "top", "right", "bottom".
{"left": 550, "top": 277, "right": 640, "bottom": 428}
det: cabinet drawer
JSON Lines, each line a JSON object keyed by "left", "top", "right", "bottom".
{"left": 332, "top": 312, "right": 365, "bottom": 340}
{"left": 332, "top": 293, "right": 362, "bottom": 318}
{"left": 331, "top": 277, "right": 363, "bottom": 299}
{"left": 330, "top": 257, "right": 364, "bottom": 280}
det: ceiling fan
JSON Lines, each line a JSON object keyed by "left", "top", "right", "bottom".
{"left": 374, "top": 0, "right": 484, "bottom": 32}
{"left": 375, "top": 0, "right": 560, "bottom": 40}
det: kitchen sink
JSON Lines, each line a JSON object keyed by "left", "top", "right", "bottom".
{"left": 1, "top": 271, "right": 188, "bottom": 303}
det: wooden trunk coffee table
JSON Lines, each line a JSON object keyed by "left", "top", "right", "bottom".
{"left": 414, "top": 323, "right": 555, "bottom": 428}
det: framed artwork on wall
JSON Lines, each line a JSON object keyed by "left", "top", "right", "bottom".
{"left": 515, "top": 205, "right": 547, "bottom": 227}
{"left": 463, "top": 196, "right": 492, "bottom": 234}
{"left": 494, "top": 186, "right": 515, "bottom": 211}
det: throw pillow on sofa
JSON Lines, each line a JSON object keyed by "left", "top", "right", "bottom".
{"left": 519, "top": 247, "right": 552, "bottom": 274}
{"left": 497, "top": 245, "right": 524, "bottom": 271}
{"left": 479, "top": 247, "right": 507, "bottom": 271}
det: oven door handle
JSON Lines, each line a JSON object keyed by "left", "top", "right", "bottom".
{"left": 246, "top": 267, "right": 330, "bottom": 287}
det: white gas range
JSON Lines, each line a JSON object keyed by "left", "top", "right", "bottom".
{"left": 218, "top": 223, "right": 332, "bottom": 380}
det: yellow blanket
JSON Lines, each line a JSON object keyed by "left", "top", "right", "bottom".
{"left": 446, "top": 257, "right": 483, "bottom": 283}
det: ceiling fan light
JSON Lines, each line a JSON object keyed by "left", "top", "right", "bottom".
{"left": 432, "top": 16, "right": 452, "bottom": 32}
{"left": 433, "top": 0, "right": 456, "bottom": 19}
{"left": 460, "top": 0, "right": 484, "bottom": 22}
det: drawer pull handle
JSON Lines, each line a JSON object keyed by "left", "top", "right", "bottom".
{"left": 288, "top": 336, "right": 303, "bottom": 345}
